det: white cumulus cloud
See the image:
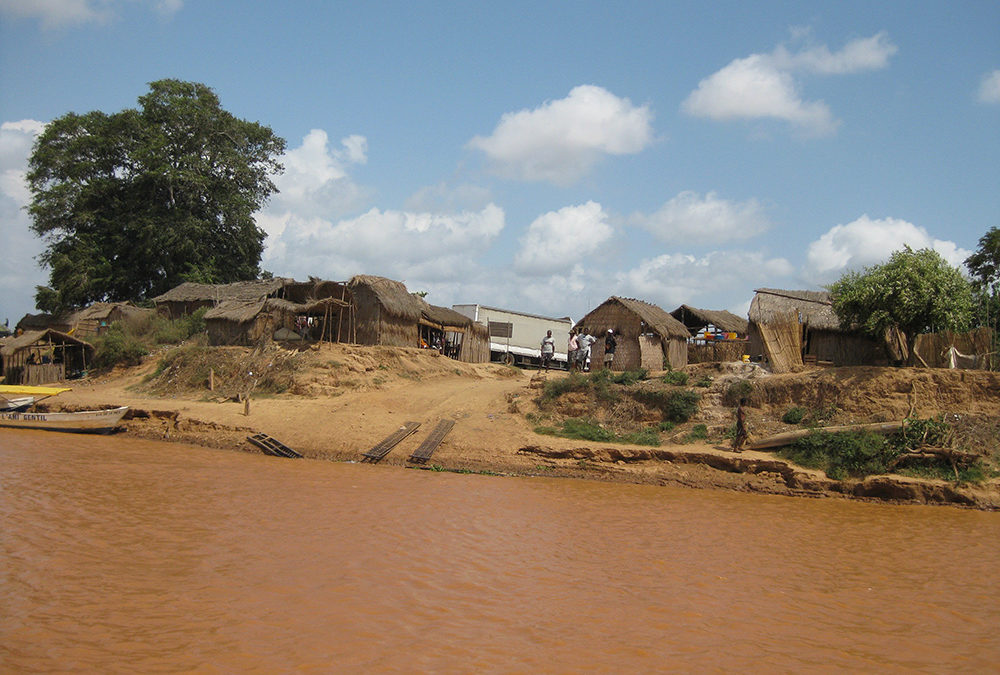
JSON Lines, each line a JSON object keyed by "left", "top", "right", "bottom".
{"left": 262, "top": 129, "right": 372, "bottom": 239}
{"left": 804, "top": 214, "right": 971, "bottom": 281}
{"left": 514, "top": 201, "right": 614, "bottom": 275}
{"left": 0, "top": 0, "right": 181, "bottom": 29}
{"left": 261, "top": 204, "right": 505, "bottom": 285}
{"left": 977, "top": 69, "right": 1000, "bottom": 104}
{"left": 617, "top": 250, "right": 794, "bottom": 311}
{"left": 468, "top": 85, "right": 654, "bottom": 185}
{"left": 633, "top": 191, "right": 770, "bottom": 244}
{"left": 0, "top": 120, "right": 49, "bottom": 324}
{"left": 682, "top": 32, "right": 897, "bottom": 135}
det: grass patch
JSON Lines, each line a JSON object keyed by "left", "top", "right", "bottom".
{"left": 534, "top": 417, "right": 660, "bottom": 446}
{"left": 682, "top": 423, "right": 709, "bottom": 443}
{"left": 693, "top": 376, "right": 713, "bottom": 388}
{"left": 662, "top": 371, "right": 688, "bottom": 386}
{"left": 782, "top": 406, "right": 806, "bottom": 424}
{"left": 631, "top": 389, "right": 700, "bottom": 423}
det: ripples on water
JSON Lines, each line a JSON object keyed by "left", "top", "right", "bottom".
{"left": 2, "top": 429, "right": 998, "bottom": 672}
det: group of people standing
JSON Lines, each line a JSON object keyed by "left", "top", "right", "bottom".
{"left": 540, "top": 328, "right": 617, "bottom": 372}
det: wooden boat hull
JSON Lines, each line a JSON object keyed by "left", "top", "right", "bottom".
{"left": 1, "top": 397, "right": 34, "bottom": 412}
{"left": 0, "top": 406, "right": 129, "bottom": 434}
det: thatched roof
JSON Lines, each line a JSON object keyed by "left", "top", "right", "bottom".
{"left": 670, "top": 305, "right": 748, "bottom": 334}
{"left": 204, "top": 296, "right": 350, "bottom": 324}
{"left": 16, "top": 312, "right": 70, "bottom": 331}
{"left": 348, "top": 275, "right": 422, "bottom": 321}
{"left": 579, "top": 297, "right": 690, "bottom": 340}
{"left": 152, "top": 278, "right": 292, "bottom": 304}
{"left": 71, "top": 302, "right": 153, "bottom": 323}
{"left": 203, "top": 300, "right": 267, "bottom": 324}
{"left": 1, "top": 329, "right": 93, "bottom": 357}
{"left": 419, "top": 300, "right": 475, "bottom": 329}
{"left": 748, "top": 288, "right": 842, "bottom": 331}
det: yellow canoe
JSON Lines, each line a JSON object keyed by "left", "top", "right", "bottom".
{"left": 0, "top": 385, "right": 72, "bottom": 398}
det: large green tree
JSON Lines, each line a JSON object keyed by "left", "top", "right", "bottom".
{"left": 829, "top": 246, "right": 974, "bottom": 365}
{"left": 965, "top": 226, "right": 1000, "bottom": 354}
{"left": 27, "top": 79, "right": 285, "bottom": 312}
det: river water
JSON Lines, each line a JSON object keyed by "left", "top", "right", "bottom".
{"left": 2, "top": 429, "right": 998, "bottom": 673}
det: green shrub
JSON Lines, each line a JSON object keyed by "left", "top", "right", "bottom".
{"left": 658, "top": 420, "right": 676, "bottom": 432}
{"left": 782, "top": 407, "right": 806, "bottom": 424}
{"left": 778, "top": 430, "right": 900, "bottom": 480}
{"left": 662, "top": 370, "right": 688, "bottom": 386}
{"left": 540, "top": 373, "right": 590, "bottom": 401}
{"left": 664, "top": 390, "right": 700, "bottom": 423}
{"left": 685, "top": 424, "right": 708, "bottom": 441}
{"left": 694, "top": 376, "right": 713, "bottom": 388}
{"left": 152, "top": 307, "right": 208, "bottom": 344}
{"left": 92, "top": 325, "right": 148, "bottom": 370}
{"left": 724, "top": 379, "right": 754, "bottom": 405}
{"left": 630, "top": 389, "right": 700, "bottom": 423}
{"left": 610, "top": 368, "right": 649, "bottom": 386}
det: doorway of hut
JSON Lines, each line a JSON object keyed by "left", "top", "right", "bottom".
{"left": 418, "top": 325, "right": 464, "bottom": 360}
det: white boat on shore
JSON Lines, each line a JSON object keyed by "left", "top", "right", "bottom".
{"left": 0, "top": 385, "right": 128, "bottom": 433}
{"left": 1, "top": 396, "right": 34, "bottom": 412}
{"left": 0, "top": 405, "right": 130, "bottom": 433}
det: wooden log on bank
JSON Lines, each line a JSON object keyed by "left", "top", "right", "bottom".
{"left": 749, "top": 421, "right": 908, "bottom": 450}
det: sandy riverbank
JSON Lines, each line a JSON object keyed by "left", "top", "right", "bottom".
{"left": 40, "top": 342, "right": 1000, "bottom": 509}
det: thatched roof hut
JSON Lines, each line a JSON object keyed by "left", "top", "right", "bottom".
{"left": 69, "top": 302, "right": 155, "bottom": 338}
{"left": 348, "top": 275, "right": 423, "bottom": 348}
{"left": 16, "top": 312, "right": 73, "bottom": 334}
{"left": 574, "top": 297, "right": 690, "bottom": 371}
{"left": 203, "top": 285, "right": 355, "bottom": 346}
{"left": 1, "top": 329, "right": 94, "bottom": 385}
{"left": 670, "top": 305, "right": 748, "bottom": 336}
{"left": 152, "top": 278, "right": 292, "bottom": 318}
{"left": 417, "top": 299, "right": 490, "bottom": 363}
{"left": 748, "top": 288, "right": 893, "bottom": 372}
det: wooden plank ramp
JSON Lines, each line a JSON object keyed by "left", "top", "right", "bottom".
{"left": 362, "top": 421, "right": 421, "bottom": 463}
{"left": 408, "top": 419, "right": 455, "bottom": 464}
{"left": 248, "top": 433, "right": 303, "bottom": 458}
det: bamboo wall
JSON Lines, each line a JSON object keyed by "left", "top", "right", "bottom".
{"left": 914, "top": 327, "right": 996, "bottom": 369}
{"left": 687, "top": 340, "right": 747, "bottom": 364}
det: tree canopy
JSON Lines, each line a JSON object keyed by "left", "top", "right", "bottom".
{"left": 829, "top": 247, "right": 973, "bottom": 365}
{"left": 27, "top": 79, "right": 286, "bottom": 313}
{"left": 965, "top": 226, "right": 1000, "bottom": 291}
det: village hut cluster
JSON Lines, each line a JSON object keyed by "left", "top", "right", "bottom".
{"left": 2, "top": 276, "right": 994, "bottom": 385}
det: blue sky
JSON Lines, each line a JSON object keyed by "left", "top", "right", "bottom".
{"left": 2, "top": 1, "right": 998, "bottom": 327}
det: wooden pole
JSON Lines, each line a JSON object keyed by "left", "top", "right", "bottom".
{"left": 209, "top": 368, "right": 214, "bottom": 391}
{"left": 244, "top": 396, "right": 250, "bottom": 416}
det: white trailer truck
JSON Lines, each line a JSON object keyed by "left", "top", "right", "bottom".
{"left": 452, "top": 304, "right": 573, "bottom": 368}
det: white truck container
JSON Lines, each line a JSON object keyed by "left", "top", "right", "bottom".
{"left": 452, "top": 304, "right": 573, "bottom": 368}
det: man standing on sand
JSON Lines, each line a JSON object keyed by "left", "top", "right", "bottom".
{"left": 576, "top": 330, "right": 596, "bottom": 372}
{"left": 604, "top": 329, "right": 617, "bottom": 370}
{"left": 732, "top": 398, "right": 749, "bottom": 452}
{"left": 540, "top": 330, "right": 555, "bottom": 371}
{"left": 567, "top": 330, "right": 579, "bottom": 373}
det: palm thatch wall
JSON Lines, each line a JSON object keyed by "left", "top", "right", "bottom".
{"left": 574, "top": 297, "right": 689, "bottom": 371}
{"left": 748, "top": 288, "right": 890, "bottom": 372}
{"left": 348, "top": 275, "right": 422, "bottom": 348}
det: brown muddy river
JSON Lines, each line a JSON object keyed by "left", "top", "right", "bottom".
{"left": 2, "top": 429, "right": 998, "bottom": 672}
